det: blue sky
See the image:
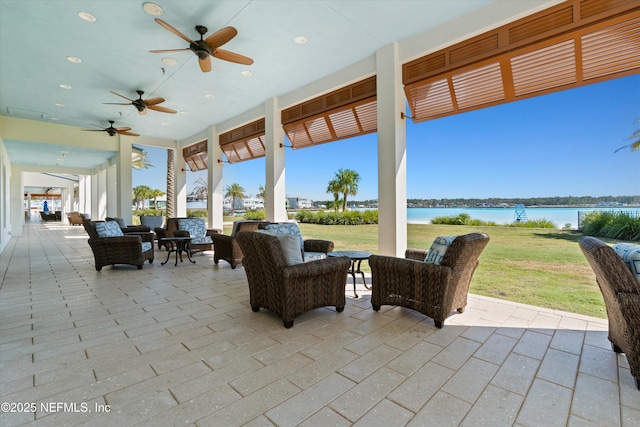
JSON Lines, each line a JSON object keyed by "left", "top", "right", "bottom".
{"left": 133, "top": 74, "right": 640, "bottom": 201}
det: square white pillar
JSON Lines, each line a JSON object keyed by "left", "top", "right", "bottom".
{"left": 265, "top": 97, "right": 287, "bottom": 222}
{"left": 377, "top": 42, "right": 407, "bottom": 257}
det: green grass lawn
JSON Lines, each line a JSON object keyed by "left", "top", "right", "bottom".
{"left": 296, "top": 223, "right": 609, "bottom": 319}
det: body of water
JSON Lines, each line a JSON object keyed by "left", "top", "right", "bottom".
{"left": 406, "top": 207, "right": 638, "bottom": 229}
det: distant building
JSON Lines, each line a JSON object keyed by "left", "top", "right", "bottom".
{"left": 287, "top": 196, "right": 314, "bottom": 209}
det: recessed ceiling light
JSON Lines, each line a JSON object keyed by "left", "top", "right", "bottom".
{"left": 162, "top": 57, "right": 177, "bottom": 66}
{"left": 204, "top": 94, "right": 214, "bottom": 99}
{"left": 67, "top": 56, "right": 82, "bottom": 63}
{"left": 55, "top": 103, "right": 65, "bottom": 107}
{"left": 59, "top": 84, "right": 72, "bottom": 89}
{"left": 179, "top": 110, "right": 188, "bottom": 114}
{"left": 161, "top": 122, "right": 169, "bottom": 126}
{"left": 294, "top": 36, "right": 308, "bottom": 44}
{"left": 51, "top": 117, "right": 59, "bottom": 121}
{"left": 77, "top": 11, "right": 96, "bottom": 22}
{"left": 241, "top": 70, "right": 252, "bottom": 76}
{"left": 143, "top": 2, "right": 164, "bottom": 16}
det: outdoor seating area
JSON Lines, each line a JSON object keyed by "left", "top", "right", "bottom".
{"left": 1, "top": 221, "right": 638, "bottom": 426}
{"left": 154, "top": 217, "right": 221, "bottom": 253}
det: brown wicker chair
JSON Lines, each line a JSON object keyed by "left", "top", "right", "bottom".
{"left": 579, "top": 236, "right": 640, "bottom": 390}
{"left": 236, "top": 230, "right": 350, "bottom": 328}
{"left": 212, "top": 220, "right": 269, "bottom": 268}
{"left": 83, "top": 220, "right": 154, "bottom": 271}
{"left": 370, "top": 232, "right": 490, "bottom": 328}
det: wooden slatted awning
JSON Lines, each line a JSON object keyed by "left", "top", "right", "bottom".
{"left": 282, "top": 76, "right": 377, "bottom": 149}
{"left": 183, "top": 140, "right": 208, "bottom": 172}
{"left": 219, "top": 118, "right": 266, "bottom": 163}
{"left": 404, "top": 0, "right": 640, "bottom": 123}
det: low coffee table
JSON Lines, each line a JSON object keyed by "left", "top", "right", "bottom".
{"left": 328, "top": 250, "right": 372, "bottom": 298}
{"left": 160, "top": 237, "right": 195, "bottom": 266}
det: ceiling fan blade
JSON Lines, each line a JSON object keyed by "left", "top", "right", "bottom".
{"left": 143, "top": 97, "right": 165, "bottom": 106}
{"left": 115, "top": 127, "right": 132, "bottom": 132}
{"left": 110, "top": 91, "right": 134, "bottom": 101}
{"left": 205, "top": 26, "right": 237, "bottom": 49}
{"left": 213, "top": 49, "right": 254, "bottom": 65}
{"left": 149, "top": 48, "right": 190, "bottom": 54}
{"left": 148, "top": 105, "right": 177, "bottom": 114}
{"left": 154, "top": 18, "right": 194, "bottom": 44}
{"left": 199, "top": 56, "right": 212, "bottom": 72}
{"left": 119, "top": 131, "right": 140, "bottom": 137}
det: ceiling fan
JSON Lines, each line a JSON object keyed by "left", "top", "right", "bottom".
{"left": 149, "top": 18, "right": 253, "bottom": 73}
{"left": 105, "top": 90, "right": 176, "bottom": 115}
{"left": 82, "top": 120, "right": 139, "bottom": 137}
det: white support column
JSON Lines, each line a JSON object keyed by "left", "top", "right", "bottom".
{"left": 264, "top": 97, "right": 287, "bottom": 222}
{"left": 175, "top": 144, "right": 187, "bottom": 217}
{"left": 377, "top": 42, "right": 407, "bottom": 257}
{"left": 117, "top": 136, "right": 133, "bottom": 223}
{"left": 207, "top": 125, "right": 224, "bottom": 230}
{"left": 106, "top": 162, "right": 117, "bottom": 218}
{"left": 97, "top": 167, "right": 107, "bottom": 220}
{"left": 9, "top": 167, "right": 23, "bottom": 237}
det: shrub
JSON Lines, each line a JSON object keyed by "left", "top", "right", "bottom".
{"left": 187, "top": 209, "right": 207, "bottom": 218}
{"left": 296, "top": 210, "right": 378, "bottom": 225}
{"left": 244, "top": 209, "right": 266, "bottom": 220}
{"left": 508, "top": 218, "right": 557, "bottom": 228}
{"left": 582, "top": 211, "right": 640, "bottom": 241}
{"left": 431, "top": 213, "right": 496, "bottom": 226}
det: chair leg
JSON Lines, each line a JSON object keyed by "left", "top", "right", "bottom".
{"left": 611, "top": 342, "right": 623, "bottom": 353}
{"left": 283, "top": 320, "right": 294, "bottom": 328}
{"left": 251, "top": 306, "right": 260, "bottom": 312}
{"left": 336, "top": 306, "right": 344, "bottom": 313}
{"left": 434, "top": 320, "right": 443, "bottom": 328}
{"left": 457, "top": 307, "right": 465, "bottom": 313}
{"left": 635, "top": 377, "right": 639, "bottom": 391}
{"left": 372, "top": 304, "right": 380, "bottom": 311}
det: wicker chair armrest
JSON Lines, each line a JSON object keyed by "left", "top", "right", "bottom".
{"left": 282, "top": 256, "right": 350, "bottom": 280}
{"left": 154, "top": 227, "right": 167, "bottom": 239}
{"left": 304, "top": 239, "right": 334, "bottom": 253}
{"left": 89, "top": 236, "right": 142, "bottom": 249}
{"left": 173, "top": 230, "right": 190, "bottom": 238}
{"left": 211, "top": 233, "right": 234, "bottom": 250}
{"left": 405, "top": 248, "right": 428, "bottom": 261}
{"left": 122, "top": 225, "right": 151, "bottom": 233}
{"left": 206, "top": 228, "right": 222, "bottom": 236}
{"left": 123, "top": 232, "right": 154, "bottom": 243}
{"left": 370, "top": 254, "right": 421, "bottom": 275}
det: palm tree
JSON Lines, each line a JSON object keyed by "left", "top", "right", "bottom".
{"left": 192, "top": 177, "right": 208, "bottom": 200}
{"left": 326, "top": 179, "right": 342, "bottom": 212}
{"left": 334, "top": 168, "right": 360, "bottom": 211}
{"left": 256, "top": 185, "right": 266, "bottom": 201}
{"left": 132, "top": 149, "right": 154, "bottom": 170}
{"left": 224, "top": 183, "right": 246, "bottom": 215}
{"left": 166, "top": 149, "right": 174, "bottom": 217}
{"left": 615, "top": 119, "right": 640, "bottom": 153}
{"left": 133, "top": 185, "right": 153, "bottom": 210}
{"left": 150, "top": 189, "right": 165, "bottom": 211}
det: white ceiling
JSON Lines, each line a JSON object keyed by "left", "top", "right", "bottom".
{"left": 0, "top": 0, "right": 558, "bottom": 169}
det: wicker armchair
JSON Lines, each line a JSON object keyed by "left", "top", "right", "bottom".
{"left": 83, "top": 220, "right": 154, "bottom": 271}
{"left": 236, "top": 230, "right": 350, "bottom": 328}
{"left": 370, "top": 232, "right": 490, "bottom": 328}
{"left": 579, "top": 236, "right": 640, "bottom": 390}
{"left": 212, "top": 220, "right": 269, "bottom": 268}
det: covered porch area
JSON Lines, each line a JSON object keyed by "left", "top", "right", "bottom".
{"left": 1, "top": 220, "right": 637, "bottom": 426}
